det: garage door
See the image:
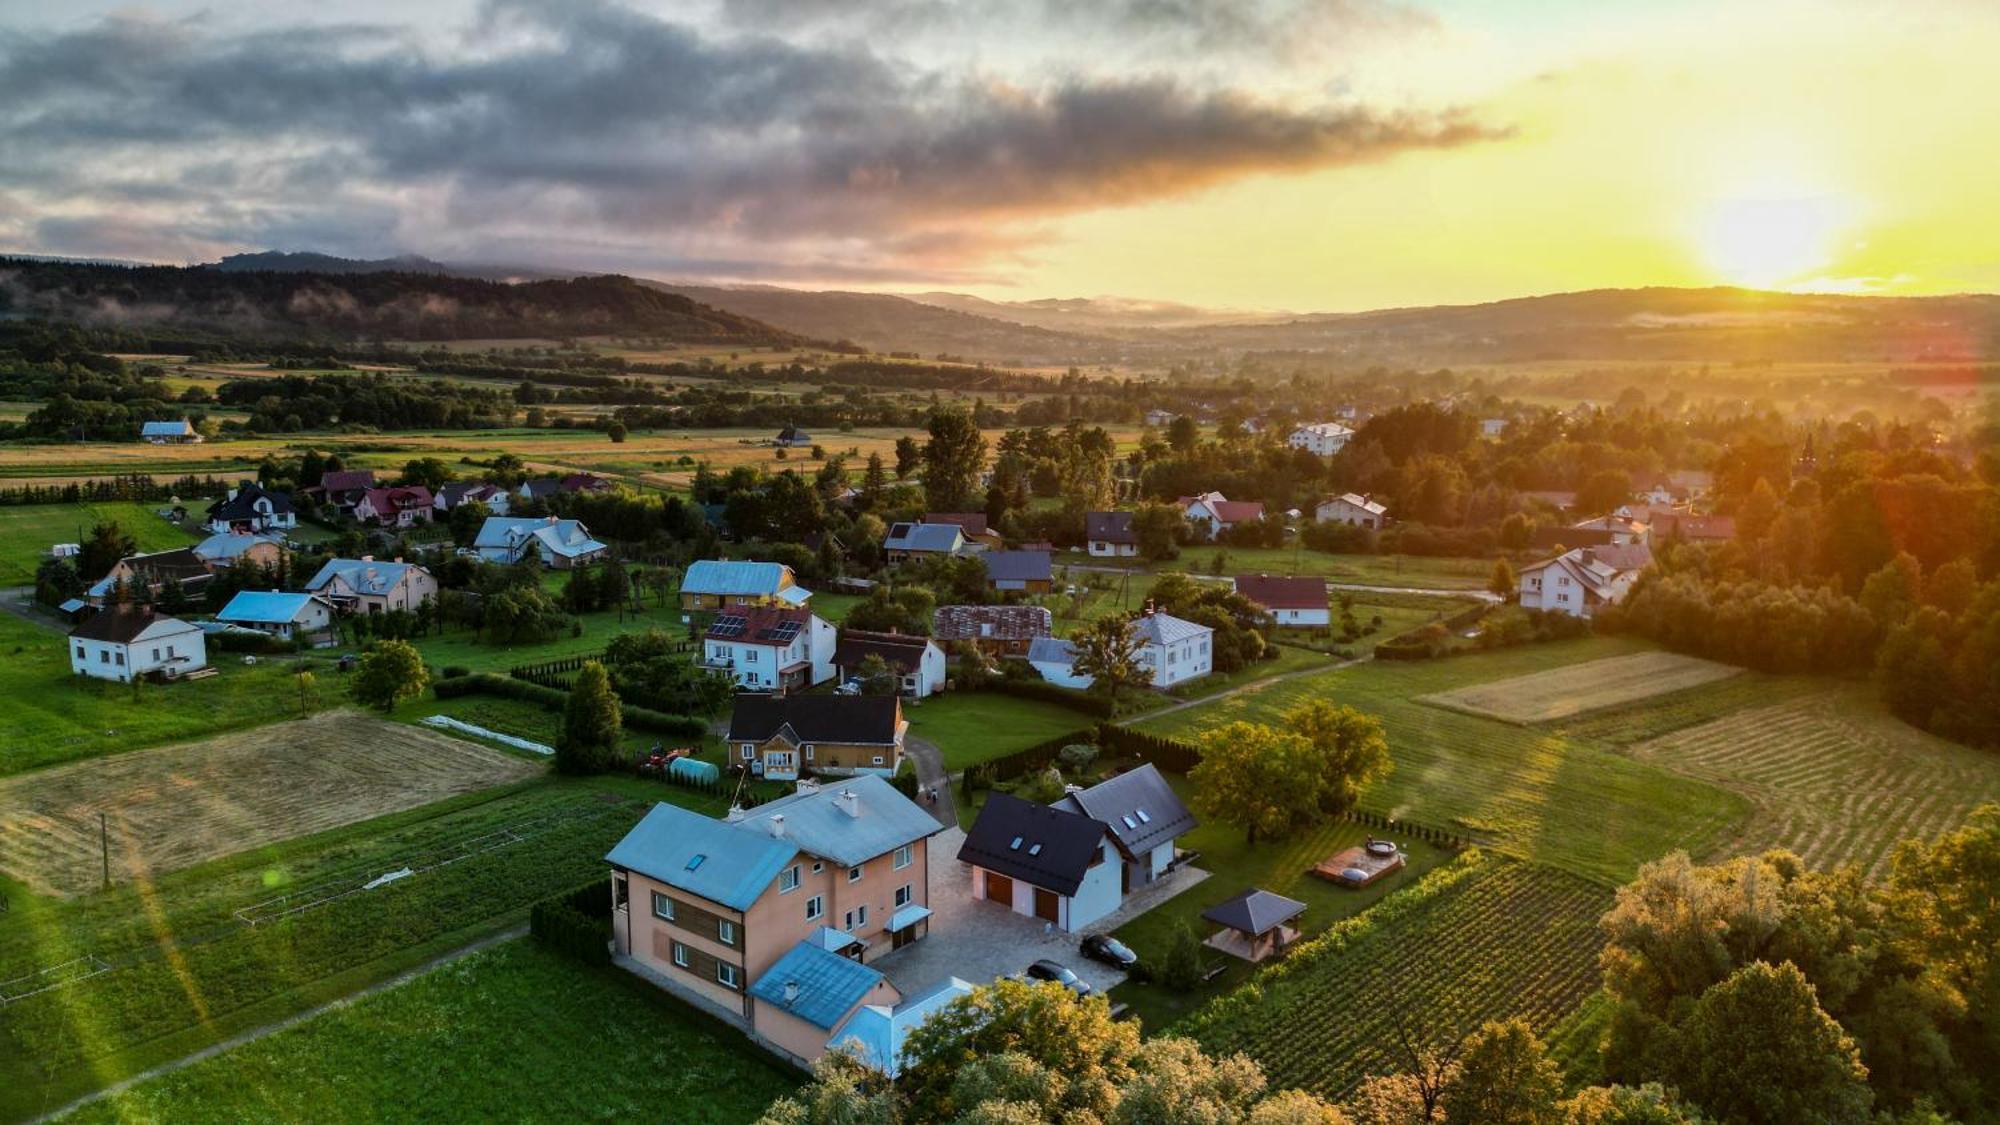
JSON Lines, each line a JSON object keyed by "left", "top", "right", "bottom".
{"left": 1034, "top": 887, "right": 1060, "bottom": 924}
{"left": 986, "top": 872, "right": 1013, "bottom": 908}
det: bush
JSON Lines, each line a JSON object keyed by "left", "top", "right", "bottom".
{"left": 1159, "top": 921, "right": 1206, "bottom": 992}
{"left": 440, "top": 664, "right": 471, "bottom": 679}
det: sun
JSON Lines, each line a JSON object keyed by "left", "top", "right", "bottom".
{"left": 1697, "top": 194, "right": 1854, "bottom": 290}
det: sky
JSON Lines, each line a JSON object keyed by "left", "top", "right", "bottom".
{"left": 0, "top": 0, "right": 1997, "bottom": 311}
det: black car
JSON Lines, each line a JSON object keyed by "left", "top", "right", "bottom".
{"left": 1080, "top": 933, "right": 1138, "bottom": 969}
{"left": 1025, "top": 959, "right": 1092, "bottom": 996}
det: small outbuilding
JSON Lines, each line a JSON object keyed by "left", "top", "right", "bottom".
{"left": 1201, "top": 888, "right": 1306, "bottom": 963}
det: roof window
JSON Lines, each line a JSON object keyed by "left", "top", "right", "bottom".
{"left": 686, "top": 854, "right": 707, "bottom": 871}
{"left": 1008, "top": 836, "right": 1023, "bottom": 850}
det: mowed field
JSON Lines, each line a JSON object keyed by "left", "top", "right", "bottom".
{"left": 0, "top": 501, "right": 199, "bottom": 584}
{"left": 1622, "top": 685, "right": 2000, "bottom": 875}
{"left": 0, "top": 712, "right": 538, "bottom": 896}
{"left": 1419, "top": 651, "right": 1741, "bottom": 724}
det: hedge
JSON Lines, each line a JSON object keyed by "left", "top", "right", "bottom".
{"left": 530, "top": 898, "right": 610, "bottom": 965}
{"left": 1372, "top": 601, "right": 1492, "bottom": 661}
{"left": 434, "top": 672, "right": 707, "bottom": 738}
{"left": 964, "top": 676, "right": 1116, "bottom": 718}
{"left": 1093, "top": 724, "right": 1203, "bottom": 774}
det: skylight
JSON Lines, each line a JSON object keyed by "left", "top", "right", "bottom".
{"left": 1009, "top": 836, "right": 1023, "bottom": 850}
{"left": 686, "top": 854, "right": 707, "bottom": 871}
{"left": 1121, "top": 815, "right": 1137, "bottom": 829}
{"left": 1027, "top": 843, "right": 1043, "bottom": 856}
{"left": 1136, "top": 809, "right": 1152, "bottom": 823}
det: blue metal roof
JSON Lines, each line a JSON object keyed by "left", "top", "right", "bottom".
{"left": 732, "top": 776, "right": 940, "bottom": 868}
{"left": 216, "top": 590, "right": 321, "bottom": 625}
{"left": 830, "top": 976, "right": 974, "bottom": 1077}
{"left": 884, "top": 522, "right": 963, "bottom": 553}
{"left": 748, "top": 940, "right": 884, "bottom": 1030}
{"left": 681, "top": 559, "right": 791, "bottom": 597}
{"left": 604, "top": 802, "right": 798, "bottom": 911}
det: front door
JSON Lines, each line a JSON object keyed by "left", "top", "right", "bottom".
{"left": 985, "top": 872, "right": 1013, "bottom": 908}
{"left": 1033, "top": 887, "right": 1060, "bottom": 924}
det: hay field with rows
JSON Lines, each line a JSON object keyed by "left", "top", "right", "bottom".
{"left": 1418, "top": 650, "right": 1742, "bottom": 724}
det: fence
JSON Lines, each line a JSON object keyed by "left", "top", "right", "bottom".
{"left": 1342, "top": 807, "right": 1482, "bottom": 851}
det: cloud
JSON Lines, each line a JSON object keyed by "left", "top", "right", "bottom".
{"left": 0, "top": 0, "right": 1502, "bottom": 281}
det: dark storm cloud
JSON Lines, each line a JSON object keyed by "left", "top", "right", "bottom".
{"left": 0, "top": 0, "right": 1501, "bottom": 275}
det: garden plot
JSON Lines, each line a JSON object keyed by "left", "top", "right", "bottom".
{"left": 0, "top": 711, "right": 538, "bottom": 896}
{"left": 1418, "top": 650, "right": 1740, "bottom": 724}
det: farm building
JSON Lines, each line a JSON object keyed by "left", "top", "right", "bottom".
{"left": 353, "top": 485, "right": 435, "bottom": 528}
{"left": 1233, "top": 574, "right": 1330, "bottom": 627}
{"left": 883, "top": 522, "right": 966, "bottom": 562}
{"left": 67, "top": 605, "right": 207, "bottom": 683}
{"left": 203, "top": 484, "right": 297, "bottom": 534}
{"left": 1178, "top": 492, "right": 1264, "bottom": 540}
{"left": 834, "top": 630, "right": 945, "bottom": 698}
{"left": 472, "top": 516, "right": 608, "bottom": 568}
{"left": 980, "top": 550, "right": 1053, "bottom": 594}
{"left": 1085, "top": 511, "right": 1138, "bottom": 557}
{"left": 932, "top": 604, "right": 1052, "bottom": 656}
{"left": 141, "top": 419, "right": 200, "bottom": 444}
{"left": 1026, "top": 637, "right": 1090, "bottom": 689}
{"left": 726, "top": 694, "right": 908, "bottom": 780}
{"left": 304, "top": 557, "right": 438, "bottom": 614}
{"left": 1288, "top": 422, "right": 1354, "bottom": 457}
{"left": 216, "top": 590, "right": 336, "bottom": 640}
{"left": 1315, "top": 493, "right": 1387, "bottom": 530}
{"left": 680, "top": 559, "right": 806, "bottom": 610}
{"left": 958, "top": 793, "right": 1122, "bottom": 932}
{"left": 701, "top": 606, "right": 838, "bottom": 693}
{"left": 605, "top": 776, "right": 942, "bottom": 1064}
{"left": 775, "top": 425, "right": 813, "bottom": 447}
{"left": 1132, "top": 610, "right": 1213, "bottom": 687}
{"left": 1051, "top": 764, "right": 1196, "bottom": 892}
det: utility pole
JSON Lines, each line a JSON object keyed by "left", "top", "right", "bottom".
{"left": 100, "top": 812, "right": 110, "bottom": 892}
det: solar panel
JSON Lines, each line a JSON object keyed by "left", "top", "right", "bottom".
{"left": 711, "top": 615, "right": 748, "bottom": 638}
{"left": 764, "top": 621, "right": 804, "bottom": 643}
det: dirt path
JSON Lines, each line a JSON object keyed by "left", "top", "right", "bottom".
{"left": 1117, "top": 651, "right": 1364, "bottom": 727}
{"left": 31, "top": 926, "right": 529, "bottom": 1124}
{"left": 0, "top": 586, "right": 65, "bottom": 635}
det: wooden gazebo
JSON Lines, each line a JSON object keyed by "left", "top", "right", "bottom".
{"left": 1201, "top": 888, "right": 1307, "bottom": 962}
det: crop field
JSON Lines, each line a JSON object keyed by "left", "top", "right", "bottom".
{"left": 1623, "top": 686, "right": 2000, "bottom": 874}
{"left": 54, "top": 940, "right": 796, "bottom": 1124}
{"left": 0, "top": 501, "right": 200, "bottom": 584}
{"left": 1179, "top": 852, "right": 1610, "bottom": 1100}
{"left": 0, "top": 712, "right": 539, "bottom": 896}
{"left": 0, "top": 779, "right": 666, "bottom": 1118}
{"left": 1138, "top": 637, "right": 1750, "bottom": 884}
{"left": 1418, "top": 651, "right": 1741, "bottom": 724}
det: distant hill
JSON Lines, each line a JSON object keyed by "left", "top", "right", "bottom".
{"left": 644, "top": 282, "right": 1123, "bottom": 363}
{"left": 0, "top": 258, "right": 802, "bottom": 344}
{"left": 907, "top": 291, "right": 1282, "bottom": 334}
{"left": 208, "top": 251, "right": 576, "bottom": 283}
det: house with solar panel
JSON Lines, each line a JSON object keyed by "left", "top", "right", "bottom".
{"left": 679, "top": 559, "right": 809, "bottom": 611}
{"left": 882, "top": 521, "right": 966, "bottom": 563}
{"left": 604, "top": 776, "right": 944, "bottom": 1067}
{"left": 727, "top": 694, "right": 907, "bottom": 781}
{"left": 701, "top": 606, "right": 837, "bottom": 693}
{"left": 215, "top": 590, "right": 336, "bottom": 641}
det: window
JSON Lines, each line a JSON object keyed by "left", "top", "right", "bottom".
{"left": 744, "top": 648, "right": 758, "bottom": 662}
{"left": 893, "top": 845, "right": 912, "bottom": 870}
{"left": 742, "top": 744, "right": 754, "bottom": 760}
{"left": 672, "top": 942, "right": 689, "bottom": 968}
{"left": 1008, "top": 836, "right": 1023, "bottom": 851}
{"left": 872, "top": 755, "right": 884, "bottom": 766}
{"left": 1136, "top": 809, "right": 1152, "bottom": 824}
{"left": 855, "top": 905, "right": 867, "bottom": 927}
{"left": 806, "top": 895, "right": 824, "bottom": 921}
{"left": 847, "top": 866, "right": 862, "bottom": 884}
{"left": 1167, "top": 649, "right": 1177, "bottom": 665}
{"left": 115, "top": 652, "right": 124, "bottom": 666}
{"left": 811, "top": 861, "right": 824, "bottom": 874}
{"left": 780, "top": 865, "right": 800, "bottom": 892}
{"left": 717, "top": 920, "right": 735, "bottom": 946}
{"left": 652, "top": 891, "right": 675, "bottom": 921}
{"left": 100, "top": 650, "right": 110, "bottom": 664}
{"left": 151, "top": 648, "right": 160, "bottom": 662}
{"left": 717, "top": 962, "right": 740, "bottom": 989}
{"left": 803, "top": 744, "right": 814, "bottom": 761}
{"left": 75, "top": 645, "right": 84, "bottom": 660}
{"left": 895, "top": 884, "right": 913, "bottom": 908}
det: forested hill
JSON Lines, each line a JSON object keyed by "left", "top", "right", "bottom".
{"left": 0, "top": 258, "right": 804, "bottom": 344}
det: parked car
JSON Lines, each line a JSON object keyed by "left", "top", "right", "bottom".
{"left": 834, "top": 678, "right": 862, "bottom": 696}
{"left": 1026, "top": 959, "right": 1092, "bottom": 996}
{"left": 1080, "top": 933, "right": 1138, "bottom": 969}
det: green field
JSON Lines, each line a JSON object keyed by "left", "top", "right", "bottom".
{"left": 0, "top": 613, "right": 335, "bottom": 777}
{"left": 0, "top": 501, "right": 201, "bottom": 584}
{"left": 1071, "top": 546, "right": 1492, "bottom": 591}
{"left": 0, "top": 778, "right": 699, "bottom": 1118}
{"left": 1136, "top": 637, "right": 1750, "bottom": 884}
{"left": 55, "top": 940, "right": 796, "bottom": 1124}
{"left": 409, "top": 597, "right": 694, "bottom": 674}
{"left": 1109, "top": 796, "right": 1453, "bottom": 1030}
{"left": 904, "top": 691, "right": 1096, "bottom": 771}
{"left": 1178, "top": 851, "right": 1610, "bottom": 1099}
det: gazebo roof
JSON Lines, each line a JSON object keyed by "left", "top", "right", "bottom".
{"left": 1201, "top": 888, "right": 1307, "bottom": 936}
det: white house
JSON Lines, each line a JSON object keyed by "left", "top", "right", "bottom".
{"left": 203, "top": 484, "right": 297, "bottom": 534}
{"left": 216, "top": 590, "right": 336, "bottom": 640}
{"left": 834, "top": 630, "right": 946, "bottom": 698}
{"left": 1026, "top": 636, "right": 1092, "bottom": 689}
{"left": 1143, "top": 408, "right": 1178, "bottom": 427}
{"left": 304, "top": 557, "right": 438, "bottom": 614}
{"left": 1517, "top": 547, "right": 1644, "bottom": 618}
{"left": 702, "top": 606, "right": 837, "bottom": 693}
{"left": 141, "top": 419, "right": 201, "bottom": 444}
{"left": 1233, "top": 575, "right": 1330, "bottom": 627}
{"left": 1480, "top": 418, "right": 1508, "bottom": 439}
{"left": 1132, "top": 611, "right": 1213, "bottom": 687}
{"left": 67, "top": 606, "right": 207, "bottom": 682}
{"left": 958, "top": 794, "right": 1123, "bottom": 932}
{"left": 1288, "top": 422, "right": 1354, "bottom": 457}
{"left": 1178, "top": 492, "right": 1264, "bottom": 540}
{"left": 1315, "top": 493, "right": 1387, "bottom": 530}
{"left": 1085, "top": 511, "right": 1138, "bottom": 557}
{"left": 473, "top": 516, "right": 609, "bottom": 568}
{"left": 1052, "top": 764, "right": 1197, "bottom": 892}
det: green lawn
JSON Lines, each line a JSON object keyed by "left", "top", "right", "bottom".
{"left": 0, "top": 501, "right": 202, "bottom": 584}
{"left": 55, "top": 940, "right": 797, "bottom": 1124}
{"left": 1109, "top": 784, "right": 1452, "bottom": 1030}
{"left": 905, "top": 691, "right": 1097, "bottom": 771}
{"left": 1062, "top": 546, "right": 1492, "bottom": 591}
{"left": 0, "top": 612, "right": 336, "bottom": 777}
{"left": 1136, "top": 636, "right": 1750, "bottom": 885}
{"left": 410, "top": 598, "right": 693, "bottom": 674}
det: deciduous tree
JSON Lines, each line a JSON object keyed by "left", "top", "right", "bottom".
{"left": 350, "top": 639, "right": 428, "bottom": 713}
{"left": 557, "top": 660, "right": 622, "bottom": 775}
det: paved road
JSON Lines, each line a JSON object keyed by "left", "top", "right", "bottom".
{"left": 901, "top": 732, "right": 960, "bottom": 829}
{"left": 0, "top": 586, "right": 65, "bottom": 635}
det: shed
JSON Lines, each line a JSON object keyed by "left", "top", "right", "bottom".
{"left": 668, "top": 756, "right": 720, "bottom": 785}
{"left": 1201, "top": 888, "right": 1307, "bottom": 962}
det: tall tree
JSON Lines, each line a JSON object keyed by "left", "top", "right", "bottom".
{"left": 1443, "top": 1021, "right": 1563, "bottom": 1125}
{"left": 1188, "top": 721, "right": 1326, "bottom": 843}
{"left": 862, "top": 452, "right": 888, "bottom": 502}
{"left": 557, "top": 660, "right": 623, "bottom": 775}
{"left": 921, "top": 408, "right": 988, "bottom": 512}
{"left": 350, "top": 639, "right": 429, "bottom": 713}
{"left": 1288, "top": 700, "right": 1391, "bottom": 820}
{"left": 894, "top": 435, "right": 921, "bottom": 480}
{"left": 77, "top": 520, "right": 136, "bottom": 581}
{"left": 1070, "top": 614, "right": 1147, "bottom": 704}
{"left": 1666, "top": 961, "right": 1871, "bottom": 1125}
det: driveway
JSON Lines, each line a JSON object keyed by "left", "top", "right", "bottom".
{"left": 875, "top": 827, "right": 1208, "bottom": 1000}
{"left": 0, "top": 586, "right": 65, "bottom": 635}
{"left": 901, "top": 732, "right": 958, "bottom": 829}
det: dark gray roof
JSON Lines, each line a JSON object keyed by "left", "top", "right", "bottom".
{"left": 957, "top": 792, "right": 1110, "bottom": 897}
{"left": 835, "top": 630, "right": 934, "bottom": 673}
{"left": 520, "top": 478, "right": 563, "bottom": 498}
{"left": 68, "top": 605, "right": 196, "bottom": 644}
{"left": 1055, "top": 764, "right": 1195, "bottom": 862}
{"left": 1201, "top": 889, "right": 1307, "bottom": 936}
{"left": 932, "top": 604, "right": 1052, "bottom": 642}
{"left": 980, "top": 550, "right": 1052, "bottom": 583}
{"left": 727, "top": 694, "right": 902, "bottom": 746}
{"left": 1085, "top": 511, "right": 1135, "bottom": 544}
{"left": 205, "top": 484, "right": 294, "bottom": 519}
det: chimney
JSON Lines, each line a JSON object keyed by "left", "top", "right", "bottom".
{"left": 767, "top": 813, "right": 786, "bottom": 838}
{"left": 783, "top": 979, "right": 800, "bottom": 1005}
{"left": 724, "top": 805, "right": 748, "bottom": 823}
{"left": 361, "top": 555, "right": 374, "bottom": 562}
{"left": 837, "top": 789, "right": 862, "bottom": 819}
{"left": 1580, "top": 548, "right": 1596, "bottom": 566}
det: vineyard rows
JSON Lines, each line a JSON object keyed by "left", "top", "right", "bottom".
{"left": 1180, "top": 852, "right": 1610, "bottom": 1099}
